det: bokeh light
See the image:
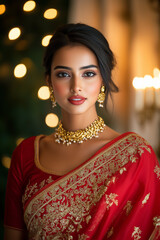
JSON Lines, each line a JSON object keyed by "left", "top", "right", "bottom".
{"left": 2, "top": 156, "right": 11, "bottom": 169}
{"left": 144, "top": 75, "right": 153, "bottom": 88}
{"left": 23, "top": 0, "right": 36, "bottom": 12}
{"left": 41, "top": 35, "right": 52, "bottom": 47}
{"left": 43, "top": 8, "right": 57, "bottom": 19}
{"left": 152, "top": 77, "right": 160, "bottom": 89}
{"left": 132, "top": 77, "right": 146, "bottom": 89}
{"left": 0, "top": 4, "right": 6, "bottom": 15}
{"left": 38, "top": 86, "right": 50, "bottom": 100}
{"left": 153, "top": 68, "right": 160, "bottom": 78}
{"left": 45, "top": 113, "right": 59, "bottom": 128}
{"left": 14, "top": 64, "right": 27, "bottom": 78}
{"left": 8, "top": 27, "right": 21, "bottom": 40}
{"left": 16, "top": 138, "right": 25, "bottom": 146}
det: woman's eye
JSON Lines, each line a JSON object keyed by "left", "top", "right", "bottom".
{"left": 83, "top": 71, "right": 96, "bottom": 77}
{"left": 56, "top": 72, "right": 70, "bottom": 78}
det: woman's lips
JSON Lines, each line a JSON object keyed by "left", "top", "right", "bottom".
{"left": 68, "top": 96, "right": 86, "bottom": 105}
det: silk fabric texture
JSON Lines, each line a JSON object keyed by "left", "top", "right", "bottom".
{"left": 4, "top": 132, "right": 160, "bottom": 239}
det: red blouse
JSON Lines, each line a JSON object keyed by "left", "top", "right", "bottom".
{"left": 4, "top": 136, "right": 59, "bottom": 230}
{"left": 4, "top": 133, "right": 160, "bottom": 239}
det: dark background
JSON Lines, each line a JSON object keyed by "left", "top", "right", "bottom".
{"left": 0, "top": 0, "right": 70, "bottom": 238}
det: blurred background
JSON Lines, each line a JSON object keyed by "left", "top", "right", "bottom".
{"left": 0, "top": 0, "right": 160, "bottom": 238}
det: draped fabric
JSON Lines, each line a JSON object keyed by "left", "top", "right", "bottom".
{"left": 4, "top": 133, "right": 160, "bottom": 239}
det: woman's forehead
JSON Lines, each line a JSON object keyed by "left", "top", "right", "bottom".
{"left": 51, "top": 45, "right": 98, "bottom": 68}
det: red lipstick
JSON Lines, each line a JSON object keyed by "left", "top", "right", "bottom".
{"left": 68, "top": 95, "right": 86, "bottom": 105}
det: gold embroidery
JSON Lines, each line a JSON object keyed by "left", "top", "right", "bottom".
{"left": 23, "top": 133, "right": 151, "bottom": 239}
{"left": 119, "top": 167, "right": 127, "bottom": 174}
{"left": 123, "top": 200, "right": 133, "bottom": 216}
{"left": 153, "top": 216, "right": 160, "bottom": 227}
{"left": 78, "top": 234, "right": 89, "bottom": 240}
{"left": 112, "top": 177, "right": 116, "bottom": 183}
{"left": 105, "top": 193, "right": 118, "bottom": 210}
{"left": 107, "top": 227, "right": 114, "bottom": 238}
{"left": 49, "top": 233, "right": 73, "bottom": 240}
{"left": 22, "top": 182, "right": 38, "bottom": 205}
{"left": 154, "top": 165, "right": 160, "bottom": 180}
{"left": 142, "top": 193, "right": 150, "bottom": 206}
{"left": 22, "top": 176, "right": 54, "bottom": 206}
{"left": 86, "top": 215, "right": 91, "bottom": 224}
{"left": 132, "top": 226, "right": 142, "bottom": 239}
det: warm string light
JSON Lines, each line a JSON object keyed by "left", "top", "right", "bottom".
{"left": 41, "top": 35, "right": 53, "bottom": 47}
{"left": 45, "top": 113, "right": 59, "bottom": 128}
{"left": 2, "top": 156, "right": 11, "bottom": 169}
{"left": 2, "top": 1, "right": 61, "bottom": 164}
{"left": 23, "top": 1, "right": 36, "bottom": 12}
{"left": 0, "top": 4, "right": 6, "bottom": 15}
{"left": 37, "top": 86, "right": 59, "bottom": 128}
{"left": 14, "top": 64, "right": 27, "bottom": 78}
{"left": 16, "top": 138, "right": 24, "bottom": 146}
{"left": 43, "top": 8, "right": 57, "bottom": 19}
{"left": 38, "top": 86, "right": 50, "bottom": 100}
{"left": 8, "top": 27, "right": 21, "bottom": 40}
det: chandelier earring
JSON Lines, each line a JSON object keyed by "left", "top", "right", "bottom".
{"left": 49, "top": 86, "right": 57, "bottom": 108}
{"left": 97, "top": 85, "right": 105, "bottom": 108}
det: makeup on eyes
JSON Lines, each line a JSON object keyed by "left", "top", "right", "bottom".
{"left": 54, "top": 65, "right": 98, "bottom": 79}
{"left": 53, "top": 64, "right": 98, "bottom": 71}
{"left": 55, "top": 71, "right": 70, "bottom": 78}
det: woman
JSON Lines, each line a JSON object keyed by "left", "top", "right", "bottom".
{"left": 4, "top": 23, "right": 160, "bottom": 240}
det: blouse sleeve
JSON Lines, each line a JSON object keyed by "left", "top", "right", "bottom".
{"left": 4, "top": 142, "right": 26, "bottom": 231}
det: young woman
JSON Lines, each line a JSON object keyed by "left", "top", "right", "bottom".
{"left": 4, "top": 23, "right": 160, "bottom": 240}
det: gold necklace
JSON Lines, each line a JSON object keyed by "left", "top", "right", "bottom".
{"left": 54, "top": 116, "right": 105, "bottom": 146}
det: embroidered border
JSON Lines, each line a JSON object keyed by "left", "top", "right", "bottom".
{"left": 24, "top": 133, "right": 151, "bottom": 238}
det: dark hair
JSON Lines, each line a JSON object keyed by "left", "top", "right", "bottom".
{"left": 43, "top": 23, "right": 119, "bottom": 103}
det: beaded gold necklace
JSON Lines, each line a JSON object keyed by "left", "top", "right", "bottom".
{"left": 54, "top": 116, "right": 105, "bottom": 146}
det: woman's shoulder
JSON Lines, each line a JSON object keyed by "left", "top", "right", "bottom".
{"left": 102, "top": 128, "right": 153, "bottom": 155}
{"left": 12, "top": 135, "right": 39, "bottom": 161}
{"left": 124, "top": 131, "right": 152, "bottom": 147}
{"left": 10, "top": 135, "right": 44, "bottom": 173}
{"left": 119, "top": 131, "right": 154, "bottom": 159}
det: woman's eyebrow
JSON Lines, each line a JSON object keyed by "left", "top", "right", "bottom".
{"left": 80, "top": 65, "right": 98, "bottom": 70}
{"left": 54, "top": 66, "right": 71, "bottom": 70}
{"left": 54, "top": 65, "right": 98, "bottom": 70}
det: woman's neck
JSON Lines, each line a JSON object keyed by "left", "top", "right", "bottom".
{"left": 61, "top": 110, "right": 98, "bottom": 131}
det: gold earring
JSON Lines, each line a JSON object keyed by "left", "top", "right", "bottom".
{"left": 49, "top": 86, "right": 57, "bottom": 108}
{"left": 97, "top": 85, "right": 105, "bottom": 108}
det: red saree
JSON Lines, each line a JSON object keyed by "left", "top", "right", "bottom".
{"left": 4, "top": 132, "right": 160, "bottom": 239}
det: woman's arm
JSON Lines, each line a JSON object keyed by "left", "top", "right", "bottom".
{"left": 4, "top": 227, "right": 28, "bottom": 240}
{"left": 4, "top": 143, "right": 27, "bottom": 239}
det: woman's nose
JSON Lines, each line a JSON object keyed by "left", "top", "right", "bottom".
{"left": 70, "top": 75, "right": 82, "bottom": 93}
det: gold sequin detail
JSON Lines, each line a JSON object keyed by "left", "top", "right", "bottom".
{"left": 154, "top": 165, "right": 160, "bottom": 180}
{"left": 78, "top": 234, "right": 89, "bottom": 240}
{"left": 132, "top": 226, "right": 142, "bottom": 239}
{"left": 142, "top": 193, "right": 150, "bottom": 206}
{"left": 107, "top": 227, "right": 114, "bottom": 238}
{"left": 153, "top": 216, "right": 160, "bottom": 227}
{"left": 119, "top": 167, "right": 127, "bottom": 174}
{"left": 123, "top": 200, "right": 133, "bottom": 216}
{"left": 105, "top": 193, "right": 118, "bottom": 210}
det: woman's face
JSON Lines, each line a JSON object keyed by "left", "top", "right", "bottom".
{"left": 50, "top": 45, "right": 103, "bottom": 116}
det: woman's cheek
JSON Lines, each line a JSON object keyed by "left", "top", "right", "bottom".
{"left": 53, "top": 83, "right": 68, "bottom": 97}
{"left": 88, "top": 82, "right": 101, "bottom": 96}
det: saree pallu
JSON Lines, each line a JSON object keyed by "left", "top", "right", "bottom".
{"left": 23, "top": 133, "right": 160, "bottom": 240}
